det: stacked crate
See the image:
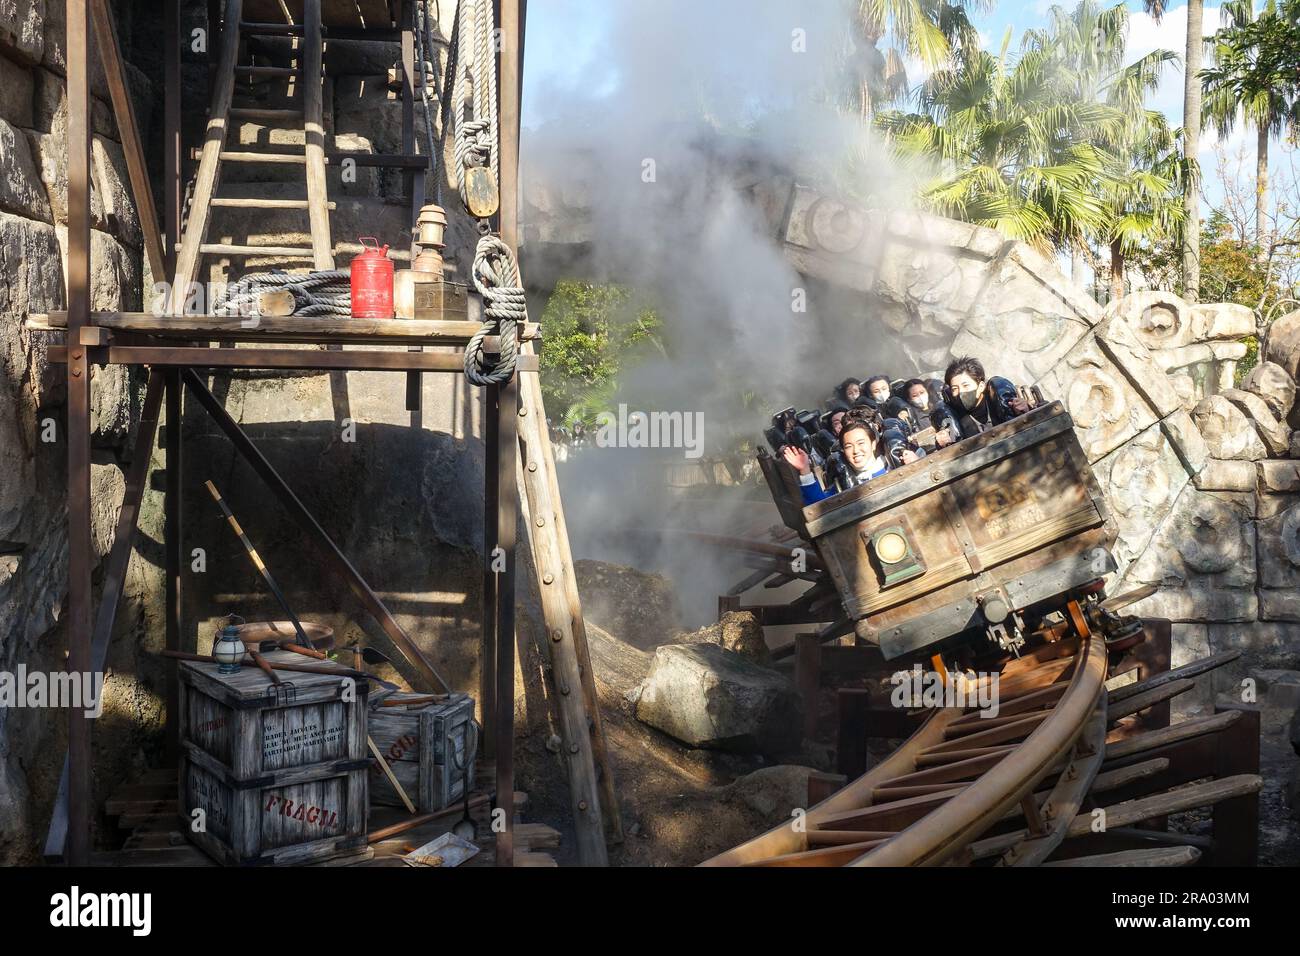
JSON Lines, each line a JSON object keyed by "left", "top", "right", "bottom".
{"left": 368, "top": 692, "right": 476, "bottom": 813}
{"left": 178, "top": 652, "right": 369, "bottom": 865}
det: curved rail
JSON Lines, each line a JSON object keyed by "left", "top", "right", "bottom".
{"left": 701, "top": 606, "right": 1260, "bottom": 868}
{"left": 854, "top": 628, "right": 1107, "bottom": 866}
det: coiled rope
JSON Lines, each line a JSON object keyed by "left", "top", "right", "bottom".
{"left": 464, "top": 234, "right": 522, "bottom": 386}
{"left": 213, "top": 269, "right": 353, "bottom": 318}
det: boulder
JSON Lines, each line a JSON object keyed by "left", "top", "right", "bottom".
{"left": 635, "top": 643, "right": 802, "bottom": 754}
{"left": 722, "top": 765, "right": 819, "bottom": 822}
{"left": 575, "top": 560, "right": 682, "bottom": 652}
{"left": 676, "top": 610, "right": 770, "bottom": 663}
{"left": 1191, "top": 395, "right": 1266, "bottom": 461}
{"left": 1264, "top": 308, "right": 1300, "bottom": 382}
{"left": 1243, "top": 361, "right": 1296, "bottom": 420}
{"left": 1220, "top": 388, "right": 1291, "bottom": 456}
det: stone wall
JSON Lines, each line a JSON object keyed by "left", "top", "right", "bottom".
{"left": 0, "top": 0, "right": 159, "bottom": 863}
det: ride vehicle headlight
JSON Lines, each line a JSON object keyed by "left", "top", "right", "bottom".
{"left": 875, "top": 530, "right": 909, "bottom": 565}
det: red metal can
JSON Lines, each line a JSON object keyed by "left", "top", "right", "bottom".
{"left": 350, "top": 237, "right": 394, "bottom": 318}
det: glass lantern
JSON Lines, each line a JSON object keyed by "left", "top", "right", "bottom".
{"left": 212, "top": 614, "right": 246, "bottom": 675}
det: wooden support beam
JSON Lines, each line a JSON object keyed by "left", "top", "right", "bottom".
{"left": 1211, "top": 703, "right": 1260, "bottom": 865}
{"left": 164, "top": 0, "right": 181, "bottom": 277}
{"left": 65, "top": 0, "right": 95, "bottom": 870}
{"left": 494, "top": 376, "right": 519, "bottom": 867}
{"left": 44, "top": 370, "right": 166, "bottom": 861}
{"left": 795, "top": 633, "right": 821, "bottom": 740}
{"left": 400, "top": 0, "right": 422, "bottom": 412}
{"left": 49, "top": 345, "right": 539, "bottom": 373}
{"left": 302, "top": 0, "right": 335, "bottom": 271}
{"left": 181, "top": 370, "right": 451, "bottom": 695}
{"left": 90, "top": 0, "right": 166, "bottom": 284}
{"left": 164, "top": 369, "right": 183, "bottom": 765}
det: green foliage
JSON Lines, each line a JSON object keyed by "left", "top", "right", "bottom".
{"left": 877, "top": 1, "right": 1185, "bottom": 270}
{"left": 537, "top": 280, "right": 664, "bottom": 430}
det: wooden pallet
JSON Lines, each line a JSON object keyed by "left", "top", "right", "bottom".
{"left": 96, "top": 761, "right": 556, "bottom": 867}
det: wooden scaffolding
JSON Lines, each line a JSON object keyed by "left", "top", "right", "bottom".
{"left": 41, "top": 0, "right": 618, "bottom": 867}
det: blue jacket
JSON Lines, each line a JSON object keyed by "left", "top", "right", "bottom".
{"left": 798, "top": 460, "right": 889, "bottom": 505}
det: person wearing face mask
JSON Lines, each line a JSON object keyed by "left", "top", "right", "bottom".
{"left": 900, "top": 377, "right": 961, "bottom": 449}
{"left": 943, "top": 356, "right": 1030, "bottom": 442}
{"left": 781, "top": 414, "right": 890, "bottom": 505}
{"left": 862, "top": 375, "right": 893, "bottom": 413}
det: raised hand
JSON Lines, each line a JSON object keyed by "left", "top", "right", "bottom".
{"left": 781, "top": 444, "right": 812, "bottom": 475}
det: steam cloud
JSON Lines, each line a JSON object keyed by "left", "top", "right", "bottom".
{"left": 521, "top": 0, "right": 921, "bottom": 625}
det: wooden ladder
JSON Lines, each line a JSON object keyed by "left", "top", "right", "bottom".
{"left": 166, "top": 0, "right": 334, "bottom": 314}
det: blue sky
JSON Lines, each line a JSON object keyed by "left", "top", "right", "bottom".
{"left": 521, "top": 1, "right": 1295, "bottom": 223}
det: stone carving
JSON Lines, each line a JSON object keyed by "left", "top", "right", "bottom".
{"left": 1219, "top": 388, "right": 1291, "bottom": 457}
{"left": 1191, "top": 395, "right": 1267, "bottom": 461}
{"left": 1126, "top": 489, "right": 1257, "bottom": 623}
{"left": 1092, "top": 422, "right": 1189, "bottom": 574}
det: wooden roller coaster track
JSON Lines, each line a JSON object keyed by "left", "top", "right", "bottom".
{"left": 702, "top": 604, "right": 1261, "bottom": 867}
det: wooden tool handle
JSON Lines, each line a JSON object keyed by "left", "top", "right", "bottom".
{"left": 280, "top": 642, "right": 328, "bottom": 661}
{"left": 368, "top": 736, "right": 417, "bottom": 814}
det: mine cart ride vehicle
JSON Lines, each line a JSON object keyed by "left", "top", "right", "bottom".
{"left": 761, "top": 401, "right": 1146, "bottom": 663}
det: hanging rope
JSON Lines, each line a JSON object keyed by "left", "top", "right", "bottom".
{"left": 213, "top": 269, "right": 353, "bottom": 318}
{"left": 452, "top": 0, "right": 498, "bottom": 209}
{"left": 449, "top": 0, "right": 524, "bottom": 387}
{"left": 464, "top": 235, "right": 522, "bottom": 386}
{"left": 414, "top": 0, "right": 441, "bottom": 204}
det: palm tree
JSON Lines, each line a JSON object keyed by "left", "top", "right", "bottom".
{"left": 876, "top": 30, "right": 1117, "bottom": 250}
{"left": 1101, "top": 116, "right": 1187, "bottom": 300}
{"left": 846, "top": 0, "right": 987, "bottom": 119}
{"left": 1203, "top": 0, "right": 1300, "bottom": 258}
{"left": 1024, "top": 1, "right": 1179, "bottom": 286}
{"left": 1138, "top": 0, "right": 1204, "bottom": 299}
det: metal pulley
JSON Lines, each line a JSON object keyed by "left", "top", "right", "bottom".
{"left": 464, "top": 165, "right": 499, "bottom": 219}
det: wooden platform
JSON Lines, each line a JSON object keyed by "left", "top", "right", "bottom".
{"left": 29, "top": 312, "right": 540, "bottom": 348}
{"left": 93, "top": 764, "right": 559, "bottom": 868}
{"left": 244, "top": 0, "right": 396, "bottom": 30}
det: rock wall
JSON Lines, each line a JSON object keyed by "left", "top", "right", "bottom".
{"left": 0, "top": 0, "right": 158, "bottom": 862}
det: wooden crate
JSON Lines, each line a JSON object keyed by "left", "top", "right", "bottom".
{"left": 177, "top": 651, "right": 369, "bottom": 865}
{"left": 369, "top": 693, "right": 476, "bottom": 812}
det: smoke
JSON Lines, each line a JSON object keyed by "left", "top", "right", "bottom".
{"left": 521, "top": 0, "right": 921, "bottom": 625}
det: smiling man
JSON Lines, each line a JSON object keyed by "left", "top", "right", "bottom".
{"left": 781, "top": 413, "right": 891, "bottom": 505}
